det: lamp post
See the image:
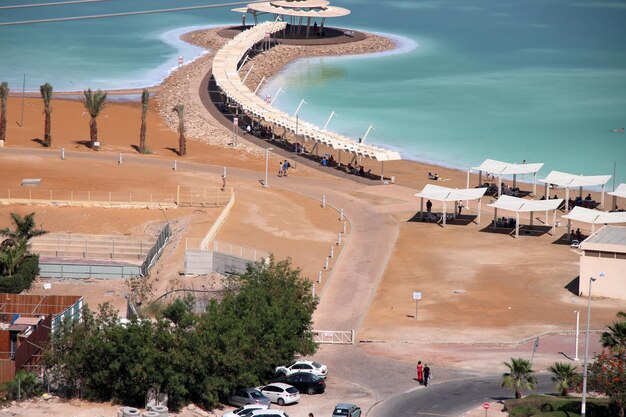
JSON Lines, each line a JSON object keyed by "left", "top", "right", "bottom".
{"left": 270, "top": 87, "right": 284, "bottom": 105}
{"left": 254, "top": 76, "right": 267, "bottom": 94}
{"left": 323, "top": 111, "right": 337, "bottom": 130}
{"left": 264, "top": 147, "right": 273, "bottom": 188}
{"left": 580, "top": 272, "right": 605, "bottom": 417}
{"left": 574, "top": 310, "right": 580, "bottom": 361}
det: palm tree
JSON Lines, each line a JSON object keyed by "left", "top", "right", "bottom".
{"left": 548, "top": 362, "right": 578, "bottom": 396}
{"left": 0, "top": 212, "right": 48, "bottom": 243}
{"left": 601, "top": 320, "right": 626, "bottom": 350}
{"left": 138, "top": 88, "right": 149, "bottom": 153}
{"left": 0, "top": 239, "right": 27, "bottom": 277}
{"left": 173, "top": 104, "right": 186, "bottom": 156}
{"left": 40, "top": 83, "right": 53, "bottom": 147}
{"left": 0, "top": 81, "right": 9, "bottom": 145}
{"left": 502, "top": 357, "right": 537, "bottom": 399}
{"left": 82, "top": 89, "right": 107, "bottom": 148}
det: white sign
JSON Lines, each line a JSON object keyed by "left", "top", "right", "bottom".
{"left": 233, "top": 117, "right": 238, "bottom": 126}
{"left": 413, "top": 292, "right": 422, "bottom": 300}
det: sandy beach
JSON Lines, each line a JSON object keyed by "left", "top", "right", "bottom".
{"left": 0, "top": 24, "right": 623, "bottom": 417}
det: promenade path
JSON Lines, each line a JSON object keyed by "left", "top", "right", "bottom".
{"left": 0, "top": 147, "right": 409, "bottom": 332}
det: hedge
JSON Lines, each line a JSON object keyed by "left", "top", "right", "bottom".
{"left": 0, "top": 255, "right": 40, "bottom": 293}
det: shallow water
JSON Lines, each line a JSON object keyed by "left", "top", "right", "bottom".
{"left": 1, "top": 0, "right": 625, "bottom": 184}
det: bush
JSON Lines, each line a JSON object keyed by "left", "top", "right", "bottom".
{"left": 509, "top": 405, "right": 541, "bottom": 417}
{"left": 2, "top": 371, "right": 42, "bottom": 400}
{"left": 0, "top": 255, "right": 39, "bottom": 293}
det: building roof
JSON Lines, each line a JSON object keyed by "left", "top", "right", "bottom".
{"left": 415, "top": 184, "right": 487, "bottom": 202}
{"left": 472, "top": 159, "right": 544, "bottom": 176}
{"left": 608, "top": 183, "right": 626, "bottom": 199}
{"left": 539, "top": 170, "right": 612, "bottom": 188}
{"left": 488, "top": 195, "right": 563, "bottom": 213}
{"left": 235, "top": 0, "right": 350, "bottom": 18}
{"left": 581, "top": 226, "right": 626, "bottom": 253}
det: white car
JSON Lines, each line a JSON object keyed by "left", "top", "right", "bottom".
{"left": 250, "top": 410, "right": 289, "bottom": 417}
{"left": 257, "top": 383, "right": 300, "bottom": 406}
{"left": 274, "top": 360, "right": 327, "bottom": 379}
{"left": 223, "top": 404, "right": 270, "bottom": 417}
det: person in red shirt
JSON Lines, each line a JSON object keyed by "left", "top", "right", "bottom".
{"left": 416, "top": 361, "right": 423, "bottom": 384}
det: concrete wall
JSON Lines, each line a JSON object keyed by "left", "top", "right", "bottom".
{"left": 39, "top": 262, "right": 141, "bottom": 279}
{"left": 184, "top": 250, "right": 254, "bottom": 275}
{"left": 579, "top": 252, "right": 626, "bottom": 300}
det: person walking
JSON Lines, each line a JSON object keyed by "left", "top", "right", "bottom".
{"left": 278, "top": 160, "right": 283, "bottom": 177}
{"left": 283, "top": 160, "right": 290, "bottom": 177}
{"left": 416, "top": 361, "right": 423, "bottom": 384}
{"left": 423, "top": 364, "right": 431, "bottom": 387}
{"left": 221, "top": 174, "right": 226, "bottom": 192}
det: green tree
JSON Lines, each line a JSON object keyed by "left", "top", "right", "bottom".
{"left": 139, "top": 88, "right": 149, "bottom": 153}
{"left": 547, "top": 362, "right": 579, "bottom": 396}
{"left": 0, "top": 238, "right": 27, "bottom": 276}
{"left": 502, "top": 357, "right": 537, "bottom": 399}
{"left": 0, "top": 82, "right": 8, "bottom": 145}
{"left": 173, "top": 104, "right": 186, "bottom": 156}
{"left": 82, "top": 89, "right": 107, "bottom": 148}
{"left": 0, "top": 212, "right": 47, "bottom": 244}
{"left": 161, "top": 296, "right": 195, "bottom": 328}
{"left": 589, "top": 348, "right": 626, "bottom": 417}
{"left": 601, "top": 321, "right": 626, "bottom": 350}
{"left": 40, "top": 83, "right": 53, "bottom": 147}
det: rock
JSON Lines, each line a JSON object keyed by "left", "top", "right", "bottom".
{"left": 187, "top": 404, "right": 196, "bottom": 411}
{"left": 42, "top": 393, "right": 51, "bottom": 400}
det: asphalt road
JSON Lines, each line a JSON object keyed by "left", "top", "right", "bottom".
{"left": 370, "top": 373, "right": 553, "bottom": 417}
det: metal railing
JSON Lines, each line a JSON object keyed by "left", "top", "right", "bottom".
{"left": 141, "top": 223, "right": 172, "bottom": 276}
{"left": 0, "top": 188, "right": 176, "bottom": 208}
{"left": 312, "top": 330, "right": 355, "bottom": 345}
{"left": 186, "top": 238, "right": 268, "bottom": 262}
{"left": 176, "top": 185, "right": 233, "bottom": 207}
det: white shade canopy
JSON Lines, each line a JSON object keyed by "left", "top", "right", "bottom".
{"left": 539, "top": 170, "right": 612, "bottom": 188}
{"left": 488, "top": 195, "right": 563, "bottom": 213}
{"left": 415, "top": 184, "right": 487, "bottom": 202}
{"left": 472, "top": 159, "right": 544, "bottom": 175}
{"left": 562, "top": 206, "right": 626, "bottom": 224}
{"left": 608, "top": 183, "right": 626, "bottom": 199}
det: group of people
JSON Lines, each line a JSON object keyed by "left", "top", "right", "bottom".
{"left": 278, "top": 160, "right": 291, "bottom": 177}
{"left": 320, "top": 154, "right": 335, "bottom": 167}
{"left": 416, "top": 361, "right": 432, "bottom": 386}
{"left": 428, "top": 172, "right": 440, "bottom": 181}
{"left": 347, "top": 163, "right": 370, "bottom": 176}
{"left": 245, "top": 123, "right": 273, "bottom": 139}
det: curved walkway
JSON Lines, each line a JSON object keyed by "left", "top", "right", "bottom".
{"left": 0, "top": 146, "right": 400, "bottom": 332}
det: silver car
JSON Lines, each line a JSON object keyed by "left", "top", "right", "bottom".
{"left": 228, "top": 388, "right": 271, "bottom": 407}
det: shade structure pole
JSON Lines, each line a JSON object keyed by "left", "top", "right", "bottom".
{"left": 601, "top": 184, "right": 605, "bottom": 210}
{"left": 493, "top": 208, "right": 498, "bottom": 229}
{"left": 306, "top": 16, "right": 311, "bottom": 37}
{"left": 381, "top": 161, "right": 384, "bottom": 181}
{"left": 530, "top": 211, "right": 534, "bottom": 228}
{"left": 498, "top": 174, "right": 502, "bottom": 196}
{"left": 479, "top": 170, "right": 482, "bottom": 187}
{"left": 516, "top": 212, "right": 520, "bottom": 238}
{"left": 533, "top": 172, "right": 537, "bottom": 196}
{"left": 567, "top": 218, "right": 572, "bottom": 241}
{"left": 477, "top": 198, "right": 481, "bottom": 225}
{"left": 466, "top": 170, "right": 470, "bottom": 189}
{"left": 579, "top": 186, "right": 583, "bottom": 199}
{"left": 513, "top": 174, "right": 517, "bottom": 189}
{"left": 566, "top": 188, "right": 570, "bottom": 213}
{"left": 552, "top": 210, "right": 556, "bottom": 235}
{"left": 545, "top": 182, "right": 548, "bottom": 199}
{"left": 443, "top": 201, "right": 447, "bottom": 226}
{"left": 421, "top": 197, "right": 424, "bottom": 221}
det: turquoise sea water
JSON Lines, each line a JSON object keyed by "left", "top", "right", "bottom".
{"left": 1, "top": 0, "right": 625, "bottom": 184}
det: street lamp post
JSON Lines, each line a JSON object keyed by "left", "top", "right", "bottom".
{"left": 580, "top": 272, "right": 605, "bottom": 417}
{"left": 270, "top": 87, "right": 284, "bottom": 105}
{"left": 264, "top": 147, "right": 273, "bottom": 188}
{"left": 323, "top": 111, "right": 337, "bottom": 130}
{"left": 574, "top": 310, "right": 580, "bottom": 361}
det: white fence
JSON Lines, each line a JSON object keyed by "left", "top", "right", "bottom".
{"left": 312, "top": 330, "right": 355, "bottom": 345}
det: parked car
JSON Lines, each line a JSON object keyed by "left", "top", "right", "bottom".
{"left": 257, "top": 383, "right": 300, "bottom": 406}
{"left": 223, "top": 404, "right": 270, "bottom": 417}
{"left": 270, "top": 372, "right": 326, "bottom": 395}
{"left": 274, "top": 360, "right": 327, "bottom": 378}
{"left": 249, "top": 410, "right": 289, "bottom": 417}
{"left": 228, "top": 388, "right": 271, "bottom": 407}
{"left": 332, "top": 403, "right": 361, "bottom": 417}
